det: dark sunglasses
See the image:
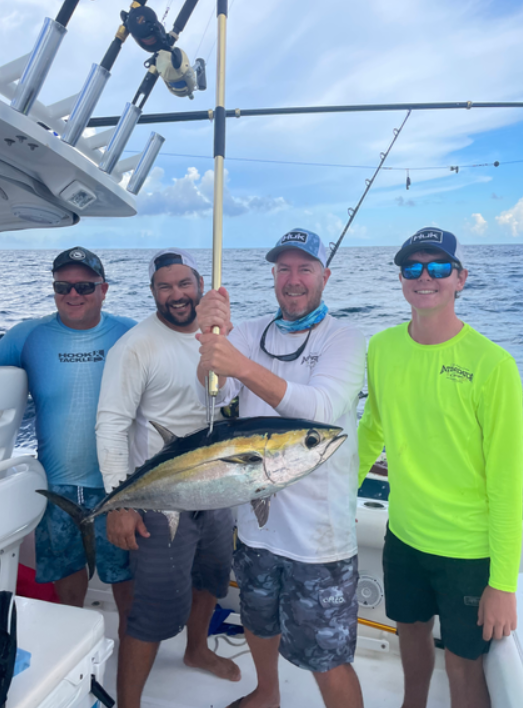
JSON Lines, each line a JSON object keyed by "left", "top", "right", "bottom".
{"left": 259, "top": 316, "right": 312, "bottom": 362}
{"left": 53, "top": 281, "right": 103, "bottom": 295}
{"left": 401, "top": 261, "right": 460, "bottom": 280}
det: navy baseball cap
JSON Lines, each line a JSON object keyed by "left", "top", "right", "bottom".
{"left": 265, "top": 228, "right": 327, "bottom": 267}
{"left": 52, "top": 247, "right": 105, "bottom": 280}
{"left": 394, "top": 227, "right": 465, "bottom": 267}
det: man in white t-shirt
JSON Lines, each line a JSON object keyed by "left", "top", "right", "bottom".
{"left": 196, "top": 229, "right": 366, "bottom": 708}
{"left": 95, "top": 249, "right": 240, "bottom": 708}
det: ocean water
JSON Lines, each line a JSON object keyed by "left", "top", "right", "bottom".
{"left": 1, "top": 244, "right": 522, "bottom": 448}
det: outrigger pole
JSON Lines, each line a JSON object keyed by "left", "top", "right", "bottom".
{"left": 88, "top": 100, "right": 523, "bottom": 127}
{"left": 206, "top": 0, "right": 228, "bottom": 434}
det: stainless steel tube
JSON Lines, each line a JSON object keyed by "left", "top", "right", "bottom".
{"left": 99, "top": 103, "right": 142, "bottom": 174}
{"left": 11, "top": 18, "right": 67, "bottom": 115}
{"left": 61, "top": 64, "right": 110, "bottom": 146}
{"left": 126, "top": 132, "right": 165, "bottom": 194}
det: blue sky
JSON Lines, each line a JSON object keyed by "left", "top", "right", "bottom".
{"left": 2, "top": 0, "right": 523, "bottom": 250}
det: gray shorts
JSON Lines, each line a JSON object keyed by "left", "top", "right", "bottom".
{"left": 234, "top": 541, "right": 359, "bottom": 673}
{"left": 127, "top": 509, "right": 234, "bottom": 643}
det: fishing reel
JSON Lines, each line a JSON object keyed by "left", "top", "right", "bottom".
{"left": 124, "top": 4, "right": 173, "bottom": 53}
{"left": 124, "top": 4, "right": 206, "bottom": 100}
{"left": 156, "top": 49, "right": 206, "bottom": 100}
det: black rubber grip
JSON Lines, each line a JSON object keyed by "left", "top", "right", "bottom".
{"left": 214, "top": 106, "right": 226, "bottom": 157}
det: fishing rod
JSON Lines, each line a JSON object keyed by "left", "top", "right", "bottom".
{"left": 87, "top": 100, "right": 523, "bottom": 127}
{"left": 326, "top": 111, "right": 411, "bottom": 267}
{"left": 206, "top": 0, "right": 228, "bottom": 435}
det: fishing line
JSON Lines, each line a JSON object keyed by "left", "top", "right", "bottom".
{"left": 194, "top": 1, "right": 216, "bottom": 58}
{"left": 122, "top": 150, "right": 517, "bottom": 172}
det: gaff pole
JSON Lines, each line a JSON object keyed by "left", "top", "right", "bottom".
{"left": 207, "top": 0, "right": 228, "bottom": 434}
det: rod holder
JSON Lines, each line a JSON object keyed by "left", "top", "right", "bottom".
{"left": 11, "top": 18, "right": 67, "bottom": 115}
{"left": 126, "top": 132, "right": 165, "bottom": 194}
{"left": 61, "top": 64, "right": 110, "bottom": 146}
{"left": 99, "top": 103, "right": 142, "bottom": 174}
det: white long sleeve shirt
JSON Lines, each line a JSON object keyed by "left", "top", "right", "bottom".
{"left": 196, "top": 313, "right": 366, "bottom": 563}
{"left": 96, "top": 313, "right": 209, "bottom": 492}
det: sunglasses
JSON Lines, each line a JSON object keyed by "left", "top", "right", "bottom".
{"left": 259, "top": 316, "right": 312, "bottom": 362}
{"left": 401, "top": 261, "right": 459, "bottom": 280}
{"left": 53, "top": 281, "right": 103, "bottom": 295}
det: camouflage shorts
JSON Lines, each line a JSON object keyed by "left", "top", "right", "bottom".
{"left": 35, "top": 484, "right": 132, "bottom": 585}
{"left": 233, "top": 541, "right": 359, "bottom": 673}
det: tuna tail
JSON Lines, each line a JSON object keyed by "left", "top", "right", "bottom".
{"left": 36, "top": 490, "right": 97, "bottom": 580}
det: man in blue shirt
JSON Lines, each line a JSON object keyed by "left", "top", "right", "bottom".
{"left": 0, "top": 246, "right": 135, "bottom": 635}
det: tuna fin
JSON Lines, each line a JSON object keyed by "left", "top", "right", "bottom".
{"left": 220, "top": 453, "right": 263, "bottom": 465}
{"left": 36, "top": 490, "right": 96, "bottom": 580}
{"left": 150, "top": 421, "right": 178, "bottom": 447}
{"left": 162, "top": 511, "right": 181, "bottom": 541}
{"left": 251, "top": 497, "right": 271, "bottom": 528}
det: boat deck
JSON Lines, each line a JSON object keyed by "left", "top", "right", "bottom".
{"left": 98, "top": 606, "right": 451, "bottom": 707}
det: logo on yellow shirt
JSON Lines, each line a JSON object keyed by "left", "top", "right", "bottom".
{"left": 440, "top": 364, "right": 473, "bottom": 383}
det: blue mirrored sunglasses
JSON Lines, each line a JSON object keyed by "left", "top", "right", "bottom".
{"left": 401, "top": 261, "right": 460, "bottom": 280}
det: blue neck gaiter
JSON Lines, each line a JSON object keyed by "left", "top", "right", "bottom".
{"left": 274, "top": 301, "right": 329, "bottom": 333}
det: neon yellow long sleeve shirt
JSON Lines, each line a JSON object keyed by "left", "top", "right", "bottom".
{"left": 358, "top": 322, "right": 523, "bottom": 592}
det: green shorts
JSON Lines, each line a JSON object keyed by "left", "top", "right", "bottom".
{"left": 383, "top": 527, "right": 490, "bottom": 660}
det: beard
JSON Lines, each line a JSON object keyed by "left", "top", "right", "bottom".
{"left": 156, "top": 294, "right": 199, "bottom": 328}
{"left": 278, "top": 283, "right": 323, "bottom": 321}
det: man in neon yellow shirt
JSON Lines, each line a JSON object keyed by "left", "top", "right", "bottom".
{"left": 358, "top": 227, "right": 523, "bottom": 708}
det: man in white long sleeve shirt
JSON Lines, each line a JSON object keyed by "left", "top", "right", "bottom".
{"left": 196, "top": 229, "right": 366, "bottom": 708}
{"left": 96, "top": 249, "right": 239, "bottom": 708}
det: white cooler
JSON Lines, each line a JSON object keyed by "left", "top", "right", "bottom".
{"left": 6, "top": 598, "right": 114, "bottom": 708}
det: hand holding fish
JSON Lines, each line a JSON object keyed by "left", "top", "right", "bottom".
{"left": 196, "top": 286, "right": 233, "bottom": 335}
{"left": 107, "top": 509, "right": 150, "bottom": 551}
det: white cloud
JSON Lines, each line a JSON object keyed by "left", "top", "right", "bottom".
{"left": 496, "top": 198, "right": 523, "bottom": 236}
{"left": 136, "top": 167, "right": 289, "bottom": 217}
{"left": 469, "top": 213, "right": 488, "bottom": 235}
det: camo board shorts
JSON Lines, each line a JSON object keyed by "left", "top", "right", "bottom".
{"left": 127, "top": 509, "right": 234, "bottom": 643}
{"left": 35, "top": 484, "right": 132, "bottom": 584}
{"left": 234, "top": 541, "right": 359, "bottom": 673}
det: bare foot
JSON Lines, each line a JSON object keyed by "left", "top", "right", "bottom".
{"left": 183, "top": 647, "right": 241, "bottom": 681}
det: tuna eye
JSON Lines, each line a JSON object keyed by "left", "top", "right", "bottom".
{"left": 305, "top": 430, "right": 321, "bottom": 449}
{"left": 247, "top": 454, "right": 263, "bottom": 463}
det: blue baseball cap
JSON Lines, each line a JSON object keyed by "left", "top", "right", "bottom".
{"left": 265, "top": 228, "right": 327, "bottom": 267}
{"left": 394, "top": 227, "right": 465, "bottom": 267}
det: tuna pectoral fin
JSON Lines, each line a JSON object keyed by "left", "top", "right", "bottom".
{"left": 162, "top": 511, "right": 181, "bottom": 541}
{"left": 220, "top": 453, "right": 263, "bottom": 465}
{"left": 251, "top": 497, "right": 271, "bottom": 528}
{"left": 36, "top": 490, "right": 96, "bottom": 580}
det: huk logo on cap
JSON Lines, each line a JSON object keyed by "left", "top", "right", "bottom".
{"left": 69, "top": 249, "right": 86, "bottom": 261}
{"left": 411, "top": 229, "right": 443, "bottom": 244}
{"left": 281, "top": 230, "right": 308, "bottom": 244}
